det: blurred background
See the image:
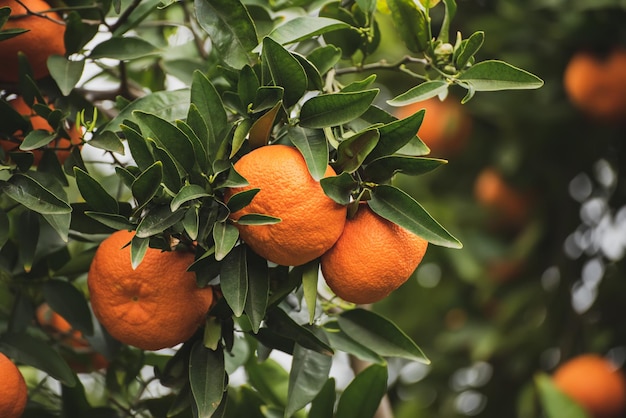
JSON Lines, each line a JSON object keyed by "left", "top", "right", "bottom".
{"left": 366, "top": 0, "right": 626, "bottom": 416}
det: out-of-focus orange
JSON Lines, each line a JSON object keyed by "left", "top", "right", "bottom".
{"left": 474, "top": 167, "right": 532, "bottom": 229}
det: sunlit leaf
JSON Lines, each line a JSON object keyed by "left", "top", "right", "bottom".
{"left": 363, "top": 155, "right": 447, "bottom": 183}
{"left": 386, "top": 0, "right": 430, "bottom": 53}
{"left": 335, "top": 364, "right": 388, "bottom": 418}
{"left": 263, "top": 37, "right": 307, "bottom": 107}
{"left": 299, "top": 90, "right": 379, "bottom": 128}
{"left": 213, "top": 222, "right": 239, "bottom": 261}
{"left": 287, "top": 126, "right": 328, "bottom": 181}
{"left": 387, "top": 80, "right": 449, "bottom": 106}
{"left": 457, "top": 60, "right": 544, "bottom": 91}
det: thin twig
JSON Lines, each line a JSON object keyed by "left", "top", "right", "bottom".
{"left": 180, "top": 0, "right": 210, "bottom": 60}
{"left": 334, "top": 55, "right": 429, "bottom": 76}
{"left": 109, "top": 0, "right": 144, "bottom": 33}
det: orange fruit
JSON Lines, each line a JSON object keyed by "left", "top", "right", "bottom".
{"left": 224, "top": 144, "right": 347, "bottom": 266}
{"left": 563, "top": 48, "right": 626, "bottom": 121}
{"left": 36, "top": 303, "right": 109, "bottom": 373}
{"left": 394, "top": 96, "right": 472, "bottom": 157}
{"left": 87, "top": 230, "right": 214, "bottom": 351}
{"left": 0, "top": 0, "right": 65, "bottom": 82}
{"left": 0, "top": 352, "right": 28, "bottom": 418}
{"left": 320, "top": 203, "right": 428, "bottom": 304}
{"left": 553, "top": 354, "right": 626, "bottom": 417}
{"left": 474, "top": 167, "right": 531, "bottom": 228}
{"left": 0, "top": 96, "right": 82, "bottom": 165}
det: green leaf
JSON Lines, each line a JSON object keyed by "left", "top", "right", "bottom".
{"left": 220, "top": 245, "right": 248, "bottom": 316}
{"left": 190, "top": 71, "right": 228, "bottom": 158}
{"left": 230, "top": 118, "right": 252, "bottom": 158}
{"left": 249, "top": 100, "right": 283, "bottom": 149}
{"left": 238, "top": 65, "right": 260, "bottom": 109}
{"left": 47, "top": 55, "right": 85, "bottom": 96}
{"left": 246, "top": 358, "right": 289, "bottom": 408}
{"left": 61, "top": 378, "right": 91, "bottom": 417}
{"left": 213, "top": 222, "right": 239, "bottom": 261}
{"left": 244, "top": 247, "right": 269, "bottom": 334}
{"left": 1, "top": 174, "right": 72, "bottom": 214}
{"left": 0, "top": 28, "right": 28, "bottom": 42}
{"left": 302, "top": 259, "right": 319, "bottom": 325}
{"left": 17, "top": 210, "right": 38, "bottom": 272}
{"left": 20, "top": 130, "right": 56, "bottom": 151}
{"left": 309, "top": 378, "right": 336, "bottom": 418}
{"left": 293, "top": 53, "right": 324, "bottom": 91}
{"left": 171, "top": 184, "right": 210, "bottom": 212}
{"left": 130, "top": 234, "right": 149, "bottom": 269}
{"left": 535, "top": 373, "right": 590, "bottom": 418}
{"left": 335, "top": 128, "right": 379, "bottom": 174}
{"left": 134, "top": 111, "right": 196, "bottom": 173}
{"left": 102, "top": 89, "right": 190, "bottom": 133}
{"left": 286, "top": 341, "right": 333, "bottom": 418}
{"left": 335, "top": 364, "right": 388, "bottom": 418}
{"left": 0, "top": 333, "right": 76, "bottom": 386}
{"left": 299, "top": 90, "right": 379, "bottom": 129}
{"left": 320, "top": 172, "right": 358, "bottom": 205}
{"left": 307, "top": 45, "right": 341, "bottom": 76}
{"left": 319, "top": 2, "right": 361, "bottom": 59}
{"left": 457, "top": 60, "right": 544, "bottom": 91}
{"left": 263, "top": 37, "right": 307, "bottom": 107}
{"left": 364, "top": 156, "right": 446, "bottom": 183}
{"left": 42, "top": 279, "right": 93, "bottom": 336}
{"left": 386, "top": 0, "right": 430, "bottom": 53}
{"left": 323, "top": 322, "right": 385, "bottom": 365}
{"left": 366, "top": 109, "right": 426, "bottom": 161}
{"left": 369, "top": 185, "right": 462, "bottom": 248}
{"left": 455, "top": 31, "right": 485, "bottom": 70}
{"left": 74, "top": 168, "right": 119, "bottom": 214}
{"left": 437, "top": 0, "right": 457, "bottom": 44}
{"left": 338, "top": 308, "right": 429, "bottom": 363}
{"left": 135, "top": 206, "right": 186, "bottom": 238}
{"left": 263, "top": 16, "right": 350, "bottom": 47}
{"left": 86, "top": 129, "right": 125, "bottom": 154}
{"left": 131, "top": 161, "right": 163, "bottom": 208}
{"left": 252, "top": 86, "right": 284, "bottom": 113}
{"left": 183, "top": 206, "right": 200, "bottom": 241}
{"left": 0, "top": 211, "right": 8, "bottom": 249}
{"left": 90, "top": 36, "right": 159, "bottom": 60}
{"left": 341, "top": 75, "right": 378, "bottom": 94}
{"left": 226, "top": 189, "right": 259, "bottom": 213}
{"left": 121, "top": 125, "right": 154, "bottom": 170}
{"left": 152, "top": 145, "right": 182, "bottom": 194}
{"left": 85, "top": 212, "right": 133, "bottom": 230}
{"left": 189, "top": 342, "right": 226, "bottom": 417}
{"left": 387, "top": 80, "right": 449, "bottom": 106}
{"left": 266, "top": 308, "right": 333, "bottom": 356}
{"left": 236, "top": 213, "right": 281, "bottom": 225}
{"left": 287, "top": 126, "right": 328, "bottom": 181}
{"left": 194, "top": 0, "right": 258, "bottom": 69}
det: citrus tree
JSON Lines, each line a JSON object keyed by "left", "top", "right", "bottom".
{"left": 0, "top": 0, "right": 544, "bottom": 416}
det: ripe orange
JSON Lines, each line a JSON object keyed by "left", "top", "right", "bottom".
{"left": 394, "top": 96, "right": 472, "bottom": 157}
{"left": 553, "top": 354, "right": 626, "bottom": 417}
{"left": 563, "top": 48, "right": 626, "bottom": 121}
{"left": 36, "top": 303, "right": 109, "bottom": 373}
{"left": 87, "top": 230, "right": 214, "bottom": 351}
{"left": 0, "top": 96, "right": 82, "bottom": 165}
{"left": 474, "top": 167, "right": 531, "bottom": 228}
{"left": 0, "top": 0, "right": 66, "bottom": 82}
{"left": 0, "top": 352, "right": 28, "bottom": 418}
{"left": 224, "top": 144, "right": 347, "bottom": 266}
{"left": 320, "top": 203, "right": 428, "bottom": 304}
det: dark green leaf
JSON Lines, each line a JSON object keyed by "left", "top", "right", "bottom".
{"left": 263, "top": 37, "right": 307, "bottom": 107}
{"left": 299, "top": 90, "right": 379, "bottom": 129}
{"left": 47, "top": 56, "right": 85, "bottom": 96}
{"left": 189, "top": 342, "right": 226, "bottom": 417}
{"left": 183, "top": 205, "right": 200, "bottom": 240}
{"left": 286, "top": 341, "right": 333, "bottom": 418}
{"left": 122, "top": 124, "right": 154, "bottom": 171}
{"left": 85, "top": 212, "right": 133, "bottom": 230}
{"left": 370, "top": 185, "right": 462, "bottom": 248}
{"left": 213, "top": 222, "right": 239, "bottom": 261}
{"left": 20, "top": 130, "right": 56, "bottom": 151}
{"left": 307, "top": 45, "right": 341, "bottom": 76}
{"left": 335, "top": 364, "right": 388, "bottom": 418}
{"left": 0, "top": 211, "right": 8, "bottom": 249}
{"left": 364, "top": 155, "right": 446, "bottom": 183}
{"left": 320, "top": 172, "right": 358, "bottom": 205}
{"left": 220, "top": 245, "right": 248, "bottom": 316}
{"left": 177, "top": 118, "right": 210, "bottom": 174}
{"left": 455, "top": 31, "right": 485, "bottom": 69}
{"left": 0, "top": 28, "right": 27, "bottom": 41}
{"left": 309, "top": 378, "right": 336, "bottom": 418}
{"left": 338, "top": 308, "right": 429, "bottom": 363}
{"left": 293, "top": 53, "right": 324, "bottom": 91}
{"left": 190, "top": 71, "right": 228, "bottom": 158}
{"left": 266, "top": 308, "right": 333, "bottom": 356}
{"left": 41, "top": 212, "right": 71, "bottom": 243}
{"left": 42, "top": 279, "right": 93, "bottom": 335}
{"left": 238, "top": 65, "right": 260, "bottom": 109}
{"left": 0, "top": 333, "right": 76, "bottom": 386}
{"left": 61, "top": 378, "right": 90, "bottom": 417}
{"left": 131, "top": 161, "right": 163, "bottom": 207}
{"left": 17, "top": 210, "right": 38, "bottom": 272}
{"left": 194, "top": 0, "right": 258, "bottom": 69}
{"left": 335, "top": 128, "right": 379, "bottom": 174}
{"left": 366, "top": 109, "right": 426, "bottom": 161}
{"left": 341, "top": 74, "right": 377, "bottom": 93}
{"left": 74, "top": 168, "right": 119, "bottom": 214}
{"left": 230, "top": 118, "right": 252, "bottom": 158}
{"left": 236, "top": 213, "right": 281, "bottom": 225}
{"left": 135, "top": 206, "right": 186, "bottom": 238}
{"left": 535, "top": 373, "right": 590, "bottom": 418}
{"left": 171, "top": 184, "right": 210, "bottom": 212}
{"left": 244, "top": 247, "right": 269, "bottom": 333}
{"left": 1, "top": 174, "right": 71, "bottom": 214}
{"left": 86, "top": 130, "right": 125, "bottom": 154}
{"left": 324, "top": 322, "right": 385, "bottom": 364}
{"left": 90, "top": 36, "right": 159, "bottom": 60}
{"left": 226, "top": 188, "right": 259, "bottom": 213}
{"left": 152, "top": 145, "right": 182, "bottom": 194}
{"left": 319, "top": 2, "right": 361, "bottom": 59}
{"left": 252, "top": 86, "right": 284, "bottom": 113}
{"left": 386, "top": 0, "right": 430, "bottom": 53}
{"left": 457, "top": 60, "right": 544, "bottom": 91}
{"left": 287, "top": 126, "right": 328, "bottom": 181}
{"left": 387, "top": 80, "right": 449, "bottom": 106}
{"left": 263, "top": 16, "right": 350, "bottom": 46}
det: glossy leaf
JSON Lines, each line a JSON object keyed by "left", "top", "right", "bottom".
{"left": 323, "top": 321, "right": 385, "bottom": 365}
{"left": 263, "top": 37, "right": 307, "bottom": 107}
{"left": 42, "top": 279, "right": 94, "bottom": 335}
{"left": 320, "top": 172, "right": 358, "bottom": 205}
{"left": 249, "top": 101, "right": 283, "bottom": 149}
{"left": 338, "top": 308, "right": 429, "bottom": 363}
{"left": 455, "top": 30, "right": 485, "bottom": 69}
{"left": 20, "top": 130, "right": 56, "bottom": 151}
{"left": 189, "top": 342, "right": 226, "bottom": 417}
{"left": 387, "top": 80, "right": 449, "bottom": 106}
{"left": 86, "top": 129, "right": 125, "bottom": 154}
{"left": 130, "top": 234, "right": 149, "bottom": 269}
{"left": 177, "top": 119, "right": 210, "bottom": 174}
{"left": 226, "top": 189, "right": 259, "bottom": 213}
{"left": 220, "top": 245, "right": 248, "bottom": 316}
{"left": 213, "top": 222, "right": 239, "bottom": 261}
{"left": 299, "top": 90, "right": 379, "bottom": 129}
{"left": 238, "top": 65, "right": 260, "bottom": 109}
{"left": 47, "top": 55, "right": 85, "bottom": 96}
{"left": 438, "top": 0, "right": 457, "bottom": 44}
{"left": 236, "top": 213, "right": 281, "bottom": 225}
{"left": 171, "top": 184, "right": 210, "bottom": 212}
{"left": 319, "top": 2, "right": 361, "bottom": 59}
{"left": 335, "top": 128, "right": 380, "bottom": 174}
{"left": 293, "top": 53, "right": 324, "bottom": 91}
{"left": 122, "top": 124, "right": 154, "bottom": 170}
{"left": 0, "top": 211, "right": 8, "bottom": 249}
{"left": 85, "top": 212, "right": 133, "bottom": 230}
{"left": 366, "top": 109, "right": 425, "bottom": 162}
{"left": 194, "top": 0, "right": 258, "bottom": 69}
{"left": 190, "top": 71, "right": 228, "bottom": 158}
{"left": 135, "top": 206, "right": 186, "bottom": 238}
{"left": 244, "top": 247, "right": 269, "bottom": 333}
{"left": 90, "top": 36, "right": 159, "bottom": 60}
{"left": 0, "top": 173, "right": 71, "bottom": 214}
{"left": 263, "top": 16, "right": 350, "bottom": 47}
{"left": 246, "top": 358, "right": 289, "bottom": 408}
{"left": 286, "top": 341, "right": 333, "bottom": 418}
{"left": 266, "top": 308, "right": 333, "bottom": 356}
{"left": 386, "top": 0, "right": 430, "bottom": 53}
{"left": 287, "top": 126, "right": 328, "bottom": 181}
{"left": 306, "top": 45, "right": 342, "bottom": 76}
{"left": 457, "top": 60, "right": 544, "bottom": 91}
{"left": 131, "top": 161, "right": 163, "bottom": 207}
{"left": 17, "top": 210, "right": 38, "bottom": 272}
{"left": 535, "top": 373, "right": 590, "bottom": 418}
{"left": 364, "top": 155, "right": 447, "bottom": 183}
{"left": 74, "top": 168, "right": 119, "bottom": 214}
{"left": 308, "top": 378, "right": 336, "bottom": 418}
{"left": 335, "top": 364, "right": 388, "bottom": 418}
{"left": 369, "top": 185, "right": 462, "bottom": 248}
